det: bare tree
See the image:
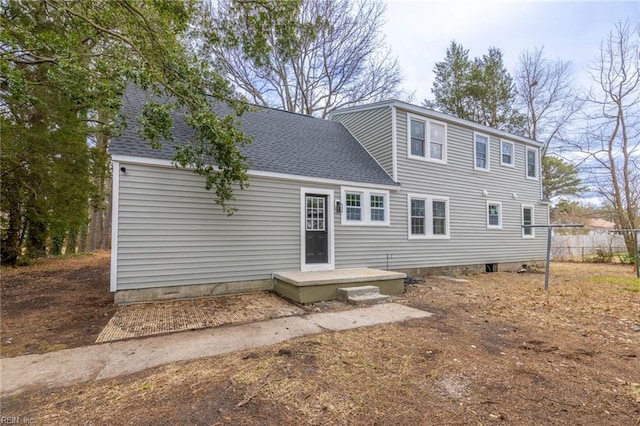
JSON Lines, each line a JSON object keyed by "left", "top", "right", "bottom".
{"left": 515, "top": 46, "right": 582, "bottom": 157}
{"left": 202, "top": 0, "right": 403, "bottom": 118}
{"left": 515, "top": 47, "right": 586, "bottom": 202}
{"left": 579, "top": 21, "right": 640, "bottom": 252}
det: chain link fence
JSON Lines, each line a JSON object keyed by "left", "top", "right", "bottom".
{"left": 551, "top": 233, "right": 629, "bottom": 262}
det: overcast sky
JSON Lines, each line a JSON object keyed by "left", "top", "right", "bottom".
{"left": 382, "top": 0, "right": 639, "bottom": 103}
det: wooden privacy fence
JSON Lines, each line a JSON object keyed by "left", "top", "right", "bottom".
{"left": 551, "top": 233, "right": 627, "bottom": 261}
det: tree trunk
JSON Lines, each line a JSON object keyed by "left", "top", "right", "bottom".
{"left": 1, "top": 181, "right": 23, "bottom": 265}
{"left": 25, "top": 201, "right": 47, "bottom": 258}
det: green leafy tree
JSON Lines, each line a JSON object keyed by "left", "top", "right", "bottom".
{"left": 424, "top": 42, "right": 523, "bottom": 132}
{"left": 1, "top": 0, "right": 299, "bottom": 263}
{"left": 542, "top": 155, "right": 586, "bottom": 201}
{"left": 424, "top": 41, "right": 473, "bottom": 120}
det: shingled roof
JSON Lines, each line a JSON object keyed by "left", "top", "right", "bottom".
{"left": 110, "top": 87, "right": 397, "bottom": 187}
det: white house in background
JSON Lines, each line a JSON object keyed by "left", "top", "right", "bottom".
{"left": 109, "top": 88, "right": 548, "bottom": 304}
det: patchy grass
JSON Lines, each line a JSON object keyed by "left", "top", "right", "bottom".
{"left": 2, "top": 261, "right": 639, "bottom": 425}
{"left": 590, "top": 275, "right": 640, "bottom": 292}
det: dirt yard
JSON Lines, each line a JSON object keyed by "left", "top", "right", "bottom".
{"left": 1, "top": 256, "right": 639, "bottom": 425}
{"left": 1, "top": 251, "right": 115, "bottom": 357}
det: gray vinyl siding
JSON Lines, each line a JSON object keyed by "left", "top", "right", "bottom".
{"left": 332, "top": 107, "right": 393, "bottom": 177}
{"left": 115, "top": 163, "right": 338, "bottom": 290}
{"left": 331, "top": 107, "right": 548, "bottom": 270}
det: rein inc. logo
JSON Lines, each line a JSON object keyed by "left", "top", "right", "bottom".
{"left": 1, "top": 417, "right": 35, "bottom": 424}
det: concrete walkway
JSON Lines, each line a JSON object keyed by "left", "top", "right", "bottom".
{"left": 0, "top": 303, "right": 431, "bottom": 397}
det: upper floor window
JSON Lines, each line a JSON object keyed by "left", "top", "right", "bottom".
{"left": 410, "top": 119, "right": 425, "bottom": 157}
{"left": 408, "top": 114, "right": 447, "bottom": 163}
{"left": 474, "top": 132, "right": 490, "bottom": 171}
{"left": 501, "top": 140, "right": 514, "bottom": 167}
{"left": 522, "top": 204, "right": 535, "bottom": 238}
{"left": 487, "top": 201, "right": 502, "bottom": 229}
{"left": 407, "top": 193, "right": 450, "bottom": 239}
{"left": 341, "top": 187, "right": 390, "bottom": 226}
{"left": 526, "top": 147, "right": 538, "bottom": 179}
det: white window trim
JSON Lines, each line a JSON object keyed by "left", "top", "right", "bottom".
{"left": 340, "top": 187, "right": 390, "bottom": 226}
{"left": 407, "top": 193, "right": 450, "bottom": 240}
{"left": 300, "top": 187, "right": 335, "bottom": 272}
{"left": 526, "top": 147, "right": 539, "bottom": 180}
{"left": 486, "top": 200, "right": 503, "bottom": 230}
{"left": 406, "top": 113, "right": 448, "bottom": 164}
{"left": 473, "top": 131, "right": 491, "bottom": 172}
{"left": 522, "top": 204, "right": 535, "bottom": 238}
{"left": 500, "top": 140, "right": 515, "bottom": 167}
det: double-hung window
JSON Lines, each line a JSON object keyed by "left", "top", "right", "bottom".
{"left": 526, "top": 147, "right": 538, "bottom": 179}
{"left": 341, "top": 188, "right": 390, "bottom": 226}
{"left": 522, "top": 205, "right": 535, "bottom": 238}
{"left": 474, "top": 132, "right": 490, "bottom": 171}
{"left": 370, "top": 194, "right": 385, "bottom": 222}
{"left": 345, "top": 192, "right": 362, "bottom": 221}
{"left": 407, "top": 194, "right": 450, "bottom": 239}
{"left": 486, "top": 201, "right": 502, "bottom": 229}
{"left": 501, "top": 140, "right": 514, "bottom": 167}
{"left": 408, "top": 114, "right": 447, "bottom": 163}
{"left": 410, "top": 119, "right": 425, "bottom": 157}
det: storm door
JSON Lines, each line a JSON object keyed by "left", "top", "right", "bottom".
{"left": 305, "top": 195, "right": 328, "bottom": 264}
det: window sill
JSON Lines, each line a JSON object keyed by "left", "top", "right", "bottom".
{"left": 408, "top": 235, "right": 450, "bottom": 240}
{"left": 341, "top": 220, "right": 390, "bottom": 227}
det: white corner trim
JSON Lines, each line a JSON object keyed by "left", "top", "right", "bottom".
{"left": 109, "top": 160, "right": 120, "bottom": 293}
{"left": 391, "top": 105, "right": 398, "bottom": 181}
{"left": 110, "top": 155, "right": 400, "bottom": 191}
{"left": 300, "top": 187, "right": 335, "bottom": 272}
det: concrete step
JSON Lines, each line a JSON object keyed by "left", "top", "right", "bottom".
{"left": 337, "top": 285, "right": 390, "bottom": 305}
{"left": 346, "top": 293, "right": 390, "bottom": 305}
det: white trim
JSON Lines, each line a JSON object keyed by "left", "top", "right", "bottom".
{"left": 500, "top": 139, "right": 515, "bottom": 167}
{"left": 391, "top": 105, "right": 398, "bottom": 181}
{"left": 109, "top": 161, "right": 120, "bottom": 292}
{"left": 300, "top": 187, "right": 335, "bottom": 272}
{"left": 526, "top": 147, "right": 539, "bottom": 181}
{"left": 406, "top": 193, "right": 450, "bottom": 240}
{"left": 473, "top": 132, "right": 491, "bottom": 172}
{"left": 486, "top": 200, "right": 503, "bottom": 229}
{"left": 111, "top": 154, "right": 400, "bottom": 191}
{"left": 340, "top": 186, "right": 390, "bottom": 226}
{"left": 406, "top": 113, "right": 448, "bottom": 164}
{"left": 521, "top": 204, "right": 535, "bottom": 238}
{"left": 332, "top": 100, "right": 542, "bottom": 147}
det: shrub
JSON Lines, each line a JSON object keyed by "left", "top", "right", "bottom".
{"left": 618, "top": 251, "right": 638, "bottom": 265}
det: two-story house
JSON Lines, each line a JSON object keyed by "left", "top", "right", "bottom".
{"left": 109, "top": 89, "right": 548, "bottom": 303}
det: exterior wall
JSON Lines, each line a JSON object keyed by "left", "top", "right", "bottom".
{"left": 332, "top": 107, "right": 549, "bottom": 271}
{"left": 114, "top": 162, "right": 341, "bottom": 291}
{"left": 331, "top": 106, "right": 393, "bottom": 177}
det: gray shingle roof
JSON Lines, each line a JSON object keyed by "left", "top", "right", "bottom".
{"left": 110, "top": 87, "right": 397, "bottom": 187}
